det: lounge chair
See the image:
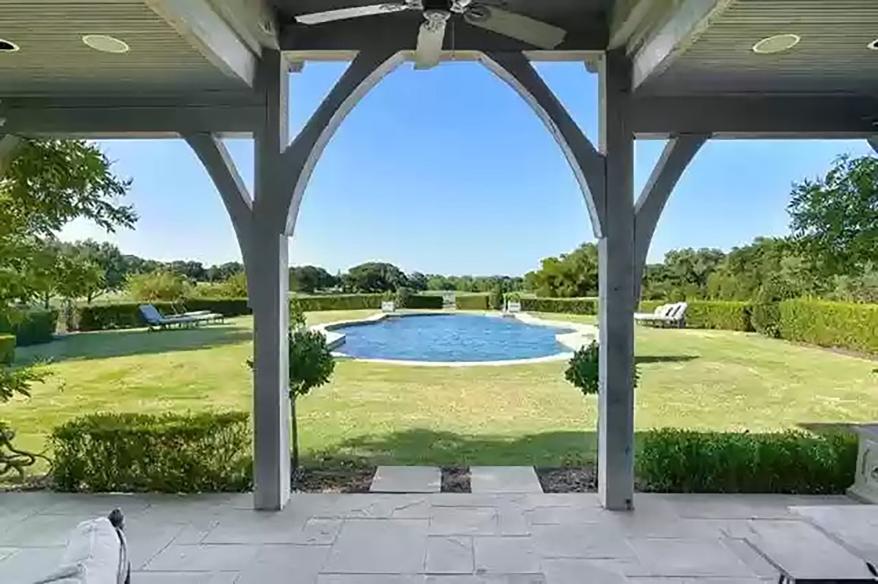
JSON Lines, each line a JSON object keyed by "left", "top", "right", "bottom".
{"left": 138, "top": 304, "right": 222, "bottom": 330}
{"left": 170, "top": 304, "right": 225, "bottom": 324}
{"left": 634, "top": 302, "right": 688, "bottom": 328}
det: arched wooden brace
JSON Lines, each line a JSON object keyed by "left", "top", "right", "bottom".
{"left": 479, "top": 51, "right": 607, "bottom": 238}
{"left": 868, "top": 136, "right": 878, "bottom": 154}
{"left": 277, "top": 48, "right": 406, "bottom": 235}
{"left": 184, "top": 133, "right": 256, "bottom": 298}
{"left": 633, "top": 134, "right": 708, "bottom": 298}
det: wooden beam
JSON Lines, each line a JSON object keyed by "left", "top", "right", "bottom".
{"left": 631, "top": 0, "right": 733, "bottom": 89}
{"left": 480, "top": 51, "right": 606, "bottom": 238}
{"left": 0, "top": 103, "right": 262, "bottom": 137}
{"left": 207, "top": 0, "right": 278, "bottom": 52}
{"left": 631, "top": 95, "right": 878, "bottom": 138}
{"left": 146, "top": 0, "right": 258, "bottom": 86}
{"left": 869, "top": 136, "right": 878, "bottom": 154}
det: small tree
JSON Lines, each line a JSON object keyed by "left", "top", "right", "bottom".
{"left": 489, "top": 284, "right": 505, "bottom": 311}
{"left": 288, "top": 329, "right": 334, "bottom": 469}
{"left": 395, "top": 286, "right": 413, "bottom": 309}
{"left": 0, "top": 364, "right": 48, "bottom": 479}
{"left": 126, "top": 270, "right": 190, "bottom": 301}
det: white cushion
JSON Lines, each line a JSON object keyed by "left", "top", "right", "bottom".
{"left": 34, "top": 517, "right": 126, "bottom": 584}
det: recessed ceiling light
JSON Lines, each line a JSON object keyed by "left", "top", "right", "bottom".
{"left": 868, "top": 38, "right": 878, "bottom": 51}
{"left": 752, "top": 33, "right": 801, "bottom": 54}
{"left": 0, "top": 39, "right": 20, "bottom": 53}
{"left": 82, "top": 34, "right": 129, "bottom": 54}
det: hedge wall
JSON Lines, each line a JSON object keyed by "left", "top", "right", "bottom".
{"left": 779, "top": 299, "right": 878, "bottom": 355}
{"left": 0, "top": 309, "right": 58, "bottom": 346}
{"left": 51, "top": 411, "right": 251, "bottom": 492}
{"left": 78, "top": 298, "right": 251, "bottom": 331}
{"left": 638, "top": 300, "right": 752, "bottom": 331}
{"left": 637, "top": 428, "right": 857, "bottom": 494}
{"left": 455, "top": 294, "right": 489, "bottom": 310}
{"left": 296, "top": 294, "right": 384, "bottom": 311}
{"left": 521, "top": 297, "right": 598, "bottom": 315}
{"left": 0, "top": 334, "right": 14, "bottom": 365}
{"left": 405, "top": 295, "right": 443, "bottom": 309}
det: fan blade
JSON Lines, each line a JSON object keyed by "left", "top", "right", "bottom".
{"left": 295, "top": 3, "right": 408, "bottom": 25}
{"left": 465, "top": 7, "right": 565, "bottom": 49}
{"left": 414, "top": 16, "right": 447, "bottom": 69}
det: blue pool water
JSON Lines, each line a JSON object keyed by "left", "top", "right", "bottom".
{"left": 335, "top": 314, "right": 571, "bottom": 362}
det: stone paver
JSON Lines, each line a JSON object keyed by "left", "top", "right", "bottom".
{"left": 426, "top": 536, "right": 474, "bottom": 574}
{"left": 470, "top": 467, "right": 543, "bottom": 494}
{"left": 0, "top": 491, "right": 872, "bottom": 584}
{"left": 372, "top": 466, "right": 442, "bottom": 493}
{"left": 323, "top": 518, "right": 429, "bottom": 573}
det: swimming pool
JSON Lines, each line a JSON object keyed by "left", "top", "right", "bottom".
{"left": 332, "top": 313, "right": 573, "bottom": 363}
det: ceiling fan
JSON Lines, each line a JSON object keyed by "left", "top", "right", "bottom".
{"left": 293, "top": 0, "right": 567, "bottom": 69}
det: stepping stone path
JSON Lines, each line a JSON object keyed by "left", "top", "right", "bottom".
{"left": 370, "top": 466, "right": 440, "bottom": 493}
{"left": 470, "top": 466, "right": 543, "bottom": 494}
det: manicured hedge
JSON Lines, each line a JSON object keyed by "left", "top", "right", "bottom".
{"left": 78, "top": 298, "right": 251, "bottom": 331}
{"left": 51, "top": 411, "right": 251, "bottom": 493}
{"left": 0, "top": 334, "right": 15, "bottom": 365}
{"left": 521, "top": 297, "right": 598, "bottom": 315}
{"left": 296, "top": 294, "right": 384, "bottom": 311}
{"left": 0, "top": 309, "right": 58, "bottom": 345}
{"left": 455, "top": 294, "right": 489, "bottom": 310}
{"left": 637, "top": 428, "right": 857, "bottom": 494}
{"left": 779, "top": 299, "right": 878, "bottom": 355}
{"left": 405, "top": 295, "right": 443, "bottom": 309}
{"left": 640, "top": 300, "right": 752, "bottom": 331}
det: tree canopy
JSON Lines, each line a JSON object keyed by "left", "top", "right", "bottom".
{"left": 788, "top": 154, "right": 878, "bottom": 276}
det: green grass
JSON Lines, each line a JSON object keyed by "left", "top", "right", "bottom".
{"left": 3, "top": 310, "right": 876, "bottom": 476}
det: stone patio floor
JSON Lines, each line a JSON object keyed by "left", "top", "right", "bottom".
{"left": 1, "top": 491, "right": 875, "bottom": 583}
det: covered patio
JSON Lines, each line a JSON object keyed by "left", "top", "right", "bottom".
{"left": 2, "top": 490, "right": 876, "bottom": 582}
{"left": 1, "top": 0, "right": 877, "bottom": 517}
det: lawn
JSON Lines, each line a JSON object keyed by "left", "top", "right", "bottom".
{"left": 4, "top": 310, "right": 877, "bottom": 475}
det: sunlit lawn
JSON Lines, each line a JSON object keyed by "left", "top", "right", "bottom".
{"left": 4, "top": 310, "right": 877, "bottom": 476}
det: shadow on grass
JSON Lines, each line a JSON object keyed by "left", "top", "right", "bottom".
{"left": 16, "top": 322, "right": 252, "bottom": 364}
{"left": 303, "top": 428, "right": 656, "bottom": 469}
{"left": 635, "top": 355, "right": 699, "bottom": 364}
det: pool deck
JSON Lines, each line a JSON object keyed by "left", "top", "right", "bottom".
{"left": 310, "top": 310, "right": 597, "bottom": 367}
{"left": 2, "top": 491, "right": 876, "bottom": 583}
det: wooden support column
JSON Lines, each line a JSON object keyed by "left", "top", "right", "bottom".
{"left": 633, "top": 134, "right": 707, "bottom": 297}
{"left": 250, "top": 48, "right": 292, "bottom": 511}
{"left": 869, "top": 136, "right": 878, "bottom": 155}
{"left": 597, "top": 50, "right": 635, "bottom": 511}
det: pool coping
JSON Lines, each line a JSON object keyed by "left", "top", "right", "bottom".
{"left": 309, "top": 310, "right": 597, "bottom": 367}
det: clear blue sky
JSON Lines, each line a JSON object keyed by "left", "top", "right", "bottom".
{"left": 60, "top": 61, "right": 874, "bottom": 276}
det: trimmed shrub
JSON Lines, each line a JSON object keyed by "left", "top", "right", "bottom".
{"left": 455, "top": 294, "right": 489, "bottom": 310}
{"left": 489, "top": 286, "right": 504, "bottom": 310}
{"left": 521, "top": 297, "right": 598, "bottom": 315}
{"left": 51, "top": 411, "right": 251, "bottom": 493}
{"left": 779, "top": 299, "right": 878, "bottom": 355}
{"left": 0, "top": 309, "right": 58, "bottom": 345}
{"left": 77, "top": 299, "right": 250, "bottom": 331}
{"left": 752, "top": 276, "right": 797, "bottom": 338}
{"left": 637, "top": 428, "right": 857, "bottom": 494}
{"left": 404, "top": 295, "right": 443, "bottom": 309}
{"left": 183, "top": 298, "right": 250, "bottom": 317}
{"left": 0, "top": 334, "right": 14, "bottom": 365}
{"left": 296, "top": 294, "right": 384, "bottom": 311}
